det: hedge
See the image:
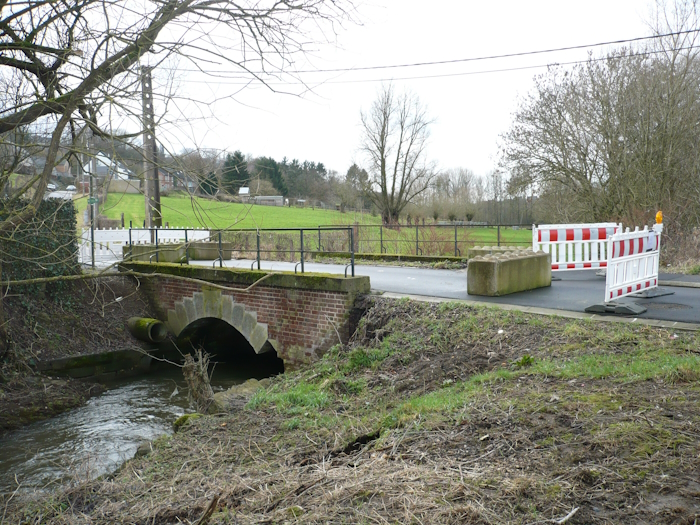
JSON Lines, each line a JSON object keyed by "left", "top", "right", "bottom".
{"left": 0, "top": 198, "right": 79, "bottom": 285}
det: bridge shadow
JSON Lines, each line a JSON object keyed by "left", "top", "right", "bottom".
{"left": 176, "top": 317, "right": 284, "bottom": 379}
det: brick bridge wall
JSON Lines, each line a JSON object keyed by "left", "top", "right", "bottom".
{"left": 121, "top": 263, "right": 370, "bottom": 368}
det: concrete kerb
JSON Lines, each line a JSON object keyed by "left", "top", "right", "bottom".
{"left": 659, "top": 280, "right": 700, "bottom": 289}
{"left": 379, "top": 291, "right": 700, "bottom": 332}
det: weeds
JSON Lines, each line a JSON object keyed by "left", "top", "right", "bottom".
{"left": 6, "top": 297, "right": 700, "bottom": 525}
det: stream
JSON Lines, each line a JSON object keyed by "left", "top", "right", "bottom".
{"left": 0, "top": 363, "right": 265, "bottom": 495}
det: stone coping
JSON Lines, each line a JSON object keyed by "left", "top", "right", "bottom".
{"left": 118, "top": 261, "right": 370, "bottom": 294}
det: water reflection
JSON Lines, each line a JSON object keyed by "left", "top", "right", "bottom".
{"left": 0, "top": 361, "right": 265, "bottom": 494}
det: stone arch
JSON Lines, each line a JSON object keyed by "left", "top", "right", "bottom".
{"left": 166, "top": 289, "right": 278, "bottom": 354}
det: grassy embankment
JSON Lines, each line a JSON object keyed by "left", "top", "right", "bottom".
{"left": 10, "top": 298, "right": 700, "bottom": 524}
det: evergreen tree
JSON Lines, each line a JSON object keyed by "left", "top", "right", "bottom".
{"left": 221, "top": 150, "right": 249, "bottom": 194}
{"left": 255, "top": 157, "right": 288, "bottom": 196}
{"left": 200, "top": 171, "right": 219, "bottom": 196}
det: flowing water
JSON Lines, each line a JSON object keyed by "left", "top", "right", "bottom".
{"left": 0, "top": 362, "right": 268, "bottom": 495}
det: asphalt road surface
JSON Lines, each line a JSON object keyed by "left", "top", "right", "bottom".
{"left": 191, "top": 259, "right": 700, "bottom": 324}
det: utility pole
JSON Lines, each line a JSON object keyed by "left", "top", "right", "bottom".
{"left": 141, "top": 66, "right": 162, "bottom": 228}
{"left": 86, "top": 131, "right": 96, "bottom": 268}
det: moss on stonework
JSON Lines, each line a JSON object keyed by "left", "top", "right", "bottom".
{"left": 119, "top": 262, "right": 370, "bottom": 293}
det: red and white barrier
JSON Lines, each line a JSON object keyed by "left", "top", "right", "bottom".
{"left": 605, "top": 225, "right": 662, "bottom": 302}
{"left": 533, "top": 223, "right": 622, "bottom": 271}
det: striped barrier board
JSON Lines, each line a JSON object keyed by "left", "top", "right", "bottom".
{"left": 533, "top": 223, "right": 621, "bottom": 271}
{"left": 604, "top": 225, "right": 662, "bottom": 302}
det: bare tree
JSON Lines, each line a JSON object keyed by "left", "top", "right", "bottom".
{"left": 0, "top": 0, "right": 355, "bottom": 352}
{"left": 501, "top": 47, "right": 700, "bottom": 228}
{"left": 360, "top": 84, "right": 436, "bottom": 224}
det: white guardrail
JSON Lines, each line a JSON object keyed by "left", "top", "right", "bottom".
{"left": 605, "top": 225, "right": 662, "bottom": 302}
{"left": 533, "top": 223, "right": 622, "bottom": 271}
{"left": 78, "top": 227, "right": 212, "bottom": 265}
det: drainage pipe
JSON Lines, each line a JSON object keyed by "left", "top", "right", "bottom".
{"left": 126, "top": 317, "right": 168, "bottom": 343}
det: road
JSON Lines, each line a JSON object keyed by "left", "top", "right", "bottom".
{"left": 190, "top": 259, "right": 700, "bottom": 325}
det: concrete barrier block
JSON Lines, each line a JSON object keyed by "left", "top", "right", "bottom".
{"left": 468, "top": 245, "right": 528, "bottom": 258}
{"left": 468, "top": 250, "right": 551, "bottom": 296}
{"left": 122, "top": 243, "right": 185, "bottom": 263}
{"left": 186, "top": 242, "right": 233, "bottom": 261}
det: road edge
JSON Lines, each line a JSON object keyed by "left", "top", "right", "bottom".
{"left": 378, "top": 291, "right": 700, "bottom": 331}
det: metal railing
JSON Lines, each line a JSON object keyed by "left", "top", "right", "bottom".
{"left": 314, "top": 223, "right": 532, "bottom": 257}
{"left": 121, "top": 226, "right": 357, "bottom": 277}
{"left": 82, "top": 223, "right": 533, "bottom": 273}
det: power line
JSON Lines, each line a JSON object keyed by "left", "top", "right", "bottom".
{"left": 164, "top": 28, "right": 700, "bottom": 76}
{"left": 172, "top": 43, "right": 700, "bottom": 86}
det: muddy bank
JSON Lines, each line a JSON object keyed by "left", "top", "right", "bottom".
{"left": 6, "top": 297, "right": 700, "bottom": 524}
{"left": 0, "top": 275, "right": 152, "bottom": 434}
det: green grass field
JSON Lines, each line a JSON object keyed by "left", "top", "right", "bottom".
{"left": 75, "top": 192, "right": 379, "bottom": 229}
{"left": 74, "top": 192, "right": 532, "bottom": 254}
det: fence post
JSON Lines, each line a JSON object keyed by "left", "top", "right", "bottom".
{"left": 256, "top": 230, "right": 261, "bottom": 270}
{"left": 454, "top": 225, "right": 458, "bottom": 256}
{"left": 300, "top": 229, "right": 305, "bottom": 273}
{"left": 155, "top": 228, "right": 159, "bottom": 262}
{"left": 184, "top": 229, "right": 189, "bottom": 263}
{"left": 380, "top": 225, "right": 383, "bottom": 254}
{"left": 218, "top": 231, "right": 223, "bottom": 268}
{"left": 318, "top": 225, "right": 321, "bottom": 251}
{"left": 350, "top": 227, "right": 355, "bottom": 276}
{"left": 415, "top": 225, "right": 419, "bottom": 255}
{"left": 497, "top": 225, "right": 501, "bottom": 247}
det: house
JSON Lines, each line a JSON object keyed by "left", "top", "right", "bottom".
{"left": 158, "top": 167, "right": 175, "bottom": 191}
{"left": 52, "top": 159, "right": 72, "bottom": 179}
{"left": 171, "top": 171, "right": 197, "bottom": 192}
{"left": 85, "top": 152, "right": 133, "bottom": 180}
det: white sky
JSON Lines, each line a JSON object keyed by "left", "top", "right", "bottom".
{"left": 152, "top": 0, "right": 653, "bottom": 177}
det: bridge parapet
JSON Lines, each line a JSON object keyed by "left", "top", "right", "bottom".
{"left": 119, "top": 262, "right": 370, "bottom": 368}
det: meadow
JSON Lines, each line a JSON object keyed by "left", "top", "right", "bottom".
{"left": 74, "top": 192, "right": 378, "bottom": 229}
{"left": 73, "top": 192, "right": 532, "bottom": 256}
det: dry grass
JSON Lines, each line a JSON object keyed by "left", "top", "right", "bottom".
{"left": 5, "top": 298, "right": 700, "bottom": 524}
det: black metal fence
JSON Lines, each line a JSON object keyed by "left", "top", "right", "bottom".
{"left": 125, "top": 223, "right": 532, "bottom": 274}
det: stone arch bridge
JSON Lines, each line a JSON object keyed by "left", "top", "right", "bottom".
{"left": 120, "top": 262, "right": 370, "bottom": 368}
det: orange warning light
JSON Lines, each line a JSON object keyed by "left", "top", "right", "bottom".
{"left": 656, "top": 211, "right": 663, "bottom": 224}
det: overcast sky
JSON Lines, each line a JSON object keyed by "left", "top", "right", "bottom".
{"left": 153, "top": 0, "right": 653, "bottom": 177}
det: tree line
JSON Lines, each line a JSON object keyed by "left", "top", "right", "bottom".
{"left": 500, "top": 1, "right": 700, "bottom": 236}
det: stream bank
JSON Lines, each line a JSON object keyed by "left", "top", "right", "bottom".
{"left": 5, "top": 297, "right": 699, "bottom": 524}
{"left": 0, "top": 276, "right": 152, "bottom": 434}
